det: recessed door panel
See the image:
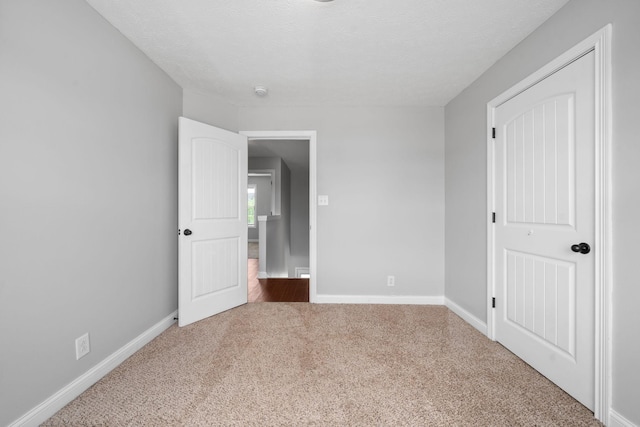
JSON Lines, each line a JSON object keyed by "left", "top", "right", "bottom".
{"left": 192, "top": 138, "right": 239, "bottom": 220}
{"left": 192, "top": 238, "right": 239, "bottom": 298}
{"left": 504, "top": 250, "right": 576, "bottom": 358}
{"left": 504, "top": 94, "right": 575, "bottom": 227}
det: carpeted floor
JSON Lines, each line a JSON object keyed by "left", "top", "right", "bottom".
{"left": 44, "top": 304, "right": 600, "bottom": 426}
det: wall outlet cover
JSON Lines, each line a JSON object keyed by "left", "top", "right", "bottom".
{"left": 75, "top": 333, "right": 90, "bottom": 360}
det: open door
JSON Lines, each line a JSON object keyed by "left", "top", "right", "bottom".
{"left": 178, "top": 117, "right": 248, "bottom": 327}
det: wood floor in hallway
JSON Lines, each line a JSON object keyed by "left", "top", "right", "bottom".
{"left": 248, "top": 258, "right": 309, "bottom": 303}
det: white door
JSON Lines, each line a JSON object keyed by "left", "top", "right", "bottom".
{"left": 494, "top": 51, "right": 595, "bottom": 409}
{"left": 178, "top": 117, "right": 248, "bottom": 327}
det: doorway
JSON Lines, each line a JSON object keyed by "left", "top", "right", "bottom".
{"left": 240, "top": 130, "right": 318, "bottom": 303}
{"left": 246, "top": 163, "right": 308, "bottom": 302}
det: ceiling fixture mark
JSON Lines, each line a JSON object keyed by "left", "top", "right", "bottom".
{"left": 254, "top": 86, "right": 268, "bottom": 97}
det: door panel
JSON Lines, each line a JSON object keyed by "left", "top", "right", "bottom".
{"left": 179, "top": 117, "right": 247, "bottom": 327}
{"left": 505, "top": 94, "right": 575, "bottom": 226}
{"left": 193, "top": 138, "right": 239, "bottom": 220}
{"left": 192, "top": 238, "right": 240, "bottom": 297}
{"left": 505, "top": 250, "right": 576, "bottom": 357}
{"left": 494, "top": 52, "right": 595, "bottom": 409}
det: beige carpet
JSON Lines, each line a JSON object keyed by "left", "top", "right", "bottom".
{"left": 44, "top": 304, "right": 600, "bottom": 426}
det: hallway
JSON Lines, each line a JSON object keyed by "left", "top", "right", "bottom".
{"left": 247, "top": 258, "right": 309, "bottom": 303}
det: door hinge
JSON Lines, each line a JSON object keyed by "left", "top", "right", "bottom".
{"left": 492, "top": 297, "right": 496, "bottom": 308}
{"left": 492, "top": 127, "right": 496, "bottom": 139}
{"left": 492, "top": 212, "right": 496, "bottom": 223}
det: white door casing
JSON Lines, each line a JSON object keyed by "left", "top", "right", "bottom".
{"left": 495, "top": 51, "right": 595, "bottom": 409}
{"left": 178, "top": 117, "right": 248, "bottom": 327}
{"left": 487, "top": 25, "right": 611, "bottom": 422}
{"left": 240, "top": 130, "right": 318, "bottom": 303}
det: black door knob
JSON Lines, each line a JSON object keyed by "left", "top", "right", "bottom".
{"left": 571, "top": 242, "right": 590, "bottom": 254}
{"left": 183, "top": 229, "right": 192, "bottom": 236}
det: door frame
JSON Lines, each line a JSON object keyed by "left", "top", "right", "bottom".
{"left": 240, "top": 130, "right": 317, "bottom": 303}
{"left": 486, "top": 25, "right": 611, "bottom": 422}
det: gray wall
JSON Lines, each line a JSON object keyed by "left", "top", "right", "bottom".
{"left": 239, "top": 107, "right": 445, "bottom": 297}
{"left": 183, "top": 89, "right": 239, "bottom": 133}
{"left": 444, "top": 0, "right": 640, "bottom": 423}
{"left": 0, "top": 0, "right": 182, "bottom": 425}
{"left": 248, "top": 157, "right": 292, "bottom": 276}
{"left": 247, "top": 175, "right": 272, "bottom": 241}
{"left": 266, "top": 159, "right": 291, "bottom": 277}
{"left": 289, "top": 167, "right": 310, "bottom": 277}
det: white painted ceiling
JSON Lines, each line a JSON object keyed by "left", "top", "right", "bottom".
{"left": 85, "top": 0, "right": 569, "bottom": 107}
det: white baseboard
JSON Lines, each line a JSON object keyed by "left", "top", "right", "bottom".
{"left": 444, "top": 297, "right": 487, "bottom": 336}
{"left": 257, "top": 273, "right": 289, "bottom": 279}
{"left": 315, "top": 294, "right": 445, "bottom": 305}
{"left": 295, "top": 267, "right": 310, "bottom": 278}
{"left": 609, "top": 409, "right": 638, "bottom": 427}
{"left": 9, "top": 310, "right": 178, "bottom": 427}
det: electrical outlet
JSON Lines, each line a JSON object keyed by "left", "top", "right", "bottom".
{"left": 387, "top": 275, "right": 395, "bottom": 287}
{"left": 75, "top": 333, "right": 90, "bottom": 360}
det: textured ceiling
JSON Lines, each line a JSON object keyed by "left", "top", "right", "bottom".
{"left": 85, "top": 0, "right": 569, "bottom": 107}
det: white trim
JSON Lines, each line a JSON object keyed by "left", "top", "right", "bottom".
{"left": 240, "top": 130, "right": 318, "bottom": 303}
{"left": 247, "top": 183, "right": 257, "bottom": 228}
{"left": 609, "top": 409, "right": 638, "bottom": 427}
{"left": 9, "top": 311, "right": 178, "bottom": 427}
{"left": 486, "top": 25, "right": 612, "bottom": 423}
{"left": 593, "top": 24, "right": 613, "bottom": 425}
{"left": 445, "top": 297, "right": 488, "bottom": 335}
{"left": 315, "top": 294, "right": 444, "bottom": 305}
{"left": 295, "top": 267, "right": 310, "bottom": 278}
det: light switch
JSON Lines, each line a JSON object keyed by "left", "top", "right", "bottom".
{"left": 318, "top": 195, "right": 329, "bottom": 206}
